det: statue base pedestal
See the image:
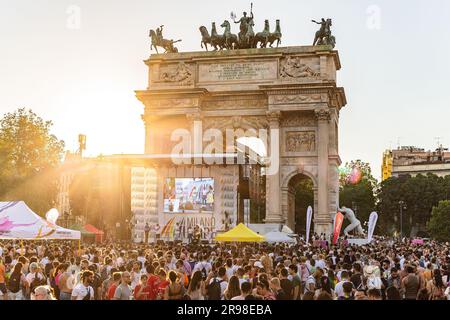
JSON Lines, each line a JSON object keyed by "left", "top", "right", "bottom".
{"left": 347, "top": 238, "right": 370, "bottom": 246}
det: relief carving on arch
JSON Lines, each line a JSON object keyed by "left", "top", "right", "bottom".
{"left": 286, "top": 131, "right": 316, "bottom": 152}
{"left": 154, "top": 62, "right": 194, "bottom": 86}
{"left": 280, "top": 56, "right": 320, "bottom": 79}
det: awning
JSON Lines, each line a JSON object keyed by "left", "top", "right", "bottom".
{"left": 0, "top": 201, "right": 81, "bottom": 240}
{"left": 264, "top": 231, "right": 296, "bottom": 243}
{"left": 215, "top": 223, "right": 265, "bottom": 242}
{"left": 84, "top": 224, "right": 104, "bottom": 235}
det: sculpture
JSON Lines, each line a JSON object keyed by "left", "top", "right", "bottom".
{"left": 199, "top": 3, "right": 281, "bottom": 50}
{"left": 280, "top": 56, "right": 319, "bottom": 78}
{"left": 267, "top": 20, "right": 282, "bottom": 48}
{"left": 253, "top": 19, "right": 270, "bottom": 48}
{"left": 312, "top": 18, "right": 336, "bottom": 48}
{"left": 149, "top": 25, "right": 182, "bottom": 54}
{"left": 232, "top": 4, "right": 254, "bottom": 45}
{"left": 338, "top": 206, "right": 365, "bottom": 237}
{"left": 199, "top": 26, "right": 212, "bottom": 51}
{"left": 220, "top": 20, "right": 239, "bottom": 50}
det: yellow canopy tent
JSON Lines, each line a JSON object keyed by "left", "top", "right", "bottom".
{"left": 215, "top": 223, "right": 265, "bottom": 242}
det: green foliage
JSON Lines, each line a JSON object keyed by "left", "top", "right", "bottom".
{"left": 377, "top": 174, "right": 450, "bottom": 237}
{"left": 427, "top": 200, "right": 450, "bottom": 242}
{"left": 340, "top": 179, "right": 376, "bottom": 228}
{"left": 294, "top": 178, "right": 314, "bottom": 234}
{"left": 0, "top": 108, "right": 65, "bottom": 215}
{"left": 338, "top": 160, "right": 377, "bottom": 231}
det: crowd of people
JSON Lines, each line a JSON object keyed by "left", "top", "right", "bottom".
{"left": 0, "top": 236, "right": 449, "bottom": 301}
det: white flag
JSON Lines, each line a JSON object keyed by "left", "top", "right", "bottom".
{"left": 306, "top": 206, "right": 313, "bottom": 243}
{"left": 367, "top": 211, "right": 378, "bottom": 242}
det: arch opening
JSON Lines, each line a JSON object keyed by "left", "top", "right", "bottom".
{"left": 287, "top": 173, "right": 314, "bottom": 235}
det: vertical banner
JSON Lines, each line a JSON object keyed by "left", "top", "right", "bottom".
{"left": 305, "top": 206, "right": 313, "bottom": 243}
{"left": 367, "top": 212, "right": 378, "bottom": 242}
{"left": 332, "top": 212, "right": 344, "bottom": 244}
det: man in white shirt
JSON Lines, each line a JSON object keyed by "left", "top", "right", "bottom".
{"left": 335, "top": 270, "right": 352, "bottom": 298}
{"left": 71, "top": 270, "right": 95, "bottom": 300}
{"left": 193, "top": 255, "right": 212, "bottom": 275}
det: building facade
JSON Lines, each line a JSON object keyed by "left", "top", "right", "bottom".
{"left": 134, "top": 45, "right": 347, "bottom": 238}
{"left": 382, "top": 146, "right": 450, "bottom": 179}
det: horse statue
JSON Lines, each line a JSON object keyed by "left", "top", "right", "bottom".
{"left": 149, "top": 28, "right": 181, "bottom": 54}
{"left": 268, "top": 19, "right": 282, "bottom": 48}
{"left": 211, "top": 22, "right": 225, "bottom": 51}
{"left": 220, "top": 20, "right": 238, "bottom": 50}
{"left": 199, "top": 26, "right": 212, "bottom": 51}
{"left": 254, "top": 19, "right": 271, "bottom": 48}
{"left": 312, "top": 18, "right": 335, "bottom": 48}
{"left": 239, "top": 17, "right": 255, "bottom": 49}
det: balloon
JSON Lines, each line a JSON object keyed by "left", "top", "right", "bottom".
{"left": 45, "top": 208, "right": 60, "bottom": 225}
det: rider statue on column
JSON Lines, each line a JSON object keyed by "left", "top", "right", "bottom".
{"left": 156, "top": 25, "right": 164, "bottom": 43}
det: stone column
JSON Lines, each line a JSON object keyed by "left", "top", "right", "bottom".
{"left": 264, "top": 111, "right": 284, "bottom": 224}
{"left": 314, "top": 109, "right": 332, "bottom": 236}
{"left": 142, "top": 115, "right": 159, "bottom": 154}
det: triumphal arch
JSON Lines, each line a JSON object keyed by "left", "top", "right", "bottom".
{"left": 136, "top": 45, "right": 346, "bottom": 237}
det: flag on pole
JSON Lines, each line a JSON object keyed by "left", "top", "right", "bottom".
{"left": 367, "top": 212, "right": 378, "bottom": 242}
{"left": 306, "top": 206, "right": 313, "bottom": 243}
{"left": 332, "top": 212, "right": 344, "bottom": 244}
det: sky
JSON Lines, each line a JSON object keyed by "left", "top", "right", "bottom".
{"left": 1, "top": 0, "right": 449, "bottom": 181}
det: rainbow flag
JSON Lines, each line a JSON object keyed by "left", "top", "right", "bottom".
{"left": 161, "top": 218, "right": 176, "bottom": 239}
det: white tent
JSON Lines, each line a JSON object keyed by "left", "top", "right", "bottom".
{"left": 0, "top": 201, "right": 81, "bottom": 240}
{"left": 264, "top": 231, "right": 297, "bottom": 244}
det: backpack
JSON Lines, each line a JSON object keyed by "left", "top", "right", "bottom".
{"left": 30, "top": 273, "right": 46, "bottom": 294}
{"left": 83, "top": 287, "right": 92, "bottom": 300}
{"left": 207, "top": 278, "right": 224, "bottom": 300}
{"left": 8, "top": 273, "right": 21, "bottom": 293}
{"left": 100, "top": 267, "right": 108, "bottom": 282}
{"left": 356, "top": 274, "right": 367, "bottom": 291}
{"left": 200, "top": 263, "right": 208, "bottom": 280}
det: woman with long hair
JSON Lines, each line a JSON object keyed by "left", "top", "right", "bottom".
{"left": 427, "top": 269, "right": 446, "bottom": 300}
{"left": 224, "top": 275, "right": 241, "bottom": 300}
{"left": 164, "top": 270, "right": 185, "bottom": 300}
{"left": 187, "top": 271, "right": 205, "bottom": 300}
{"left": 317, "top": 276, "right": 335, "bottom": 299}
{"left": 7, "top": 262, "right": 27, "bottom": 300}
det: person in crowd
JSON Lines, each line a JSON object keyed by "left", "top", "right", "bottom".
{"left": 133, "top": 274, "right": 151, "bottom": 300}
{"left": 7, "top": 262, "right": 27, "bottom": 300}
{"left": 113, "top": 271, "right": 133, "bottom": 300}
{"left": 33, "top": 285, "right": 56, "bottom": 300}
{"left": 71, "top": 270, "right": 94, "bottom": 300}
{"left": 187, "top": 270, "right": 205, "bottom": 300}
{"left": 164, "top": 270, "right": 184, "bottom": 300}
{"left": 223, "top": 275, "right": 241, "bottom": 300}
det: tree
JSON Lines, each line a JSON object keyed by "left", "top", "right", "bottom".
{"left": 0, "top": 108, "right": 65, "bottom": 215}
{"left": 427, "top": 200, "right": 450, "bottom": 242}
{"left": 377, "top": 173, "right": 448, "bottom": 237}
{"left": 339, "top": 160, "right": 377, "bottom": 232}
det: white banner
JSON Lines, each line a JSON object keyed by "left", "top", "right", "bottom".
{"left": 306, "top": 206, "right": 313, "bottom": 243}
{"left": 367, "top": 211, "right": 378, "bottom": 242}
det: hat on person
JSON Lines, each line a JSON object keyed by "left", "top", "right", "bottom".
{"left": 254, "top": 261, "right": 263, "bottom": 269}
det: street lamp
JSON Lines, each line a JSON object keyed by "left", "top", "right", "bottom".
{"left": 398, "top": 200, "right": 407, "bottom": 239}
